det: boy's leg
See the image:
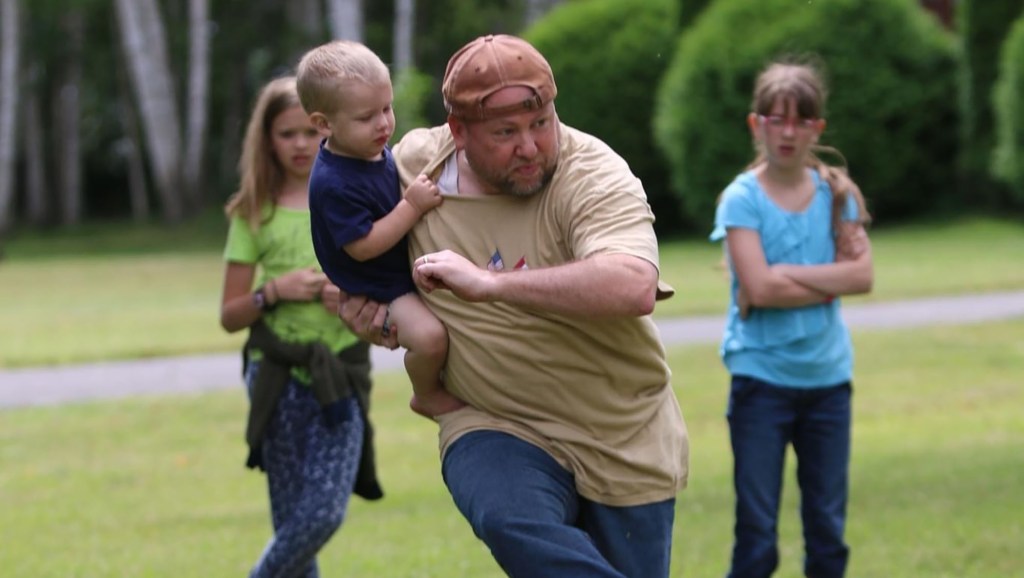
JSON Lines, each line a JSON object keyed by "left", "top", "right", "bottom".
{"left": 794, "top": 383, "right": 851, "bottom": 578}
{"left": 577, "top": 497, "right": 676, "bottom": 578}
{"left": 726, "top": 375, "right": 796, "bottom": 578}
{"left": 441, "top": 430, "right": 627, "bottom": 578}
{"left": 389, "top": 293, "right": 459, "bottom": 416}
{"left": 250, "top": 384, "right": 364, "bottom": 578}
{"left": 389, "top": 292, "right": 447, "bottom": 357}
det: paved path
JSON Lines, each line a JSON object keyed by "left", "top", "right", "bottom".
{"left": 3, "top": 291, "right": 1023, "bottom": 409}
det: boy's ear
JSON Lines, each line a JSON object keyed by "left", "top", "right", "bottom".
{"left": 309, "top": 112, "right": 331, "bottom": 134}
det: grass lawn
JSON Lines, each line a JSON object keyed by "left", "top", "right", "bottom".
{"left": 1, "top": 216, "right": 1022, "bottom": 368}
{"left": 1, "top": 321, "right": 1022, "bottom": 577}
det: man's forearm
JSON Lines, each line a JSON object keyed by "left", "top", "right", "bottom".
{"left": 487, "top": 254, "right": 658, "bottom": 317}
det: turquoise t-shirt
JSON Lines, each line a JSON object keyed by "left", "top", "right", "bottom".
{"left": 709, "top": 169, "right": 858, "bottom": 388}
{"left": 223, "top": 205, "right": 358, "bottom": 356}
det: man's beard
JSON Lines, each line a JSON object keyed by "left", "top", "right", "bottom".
{"left": 465, "top": 151, "right": 558, "bottom": 198}
{"left": 501, "top": 165, "right": 556, "bottom": 197}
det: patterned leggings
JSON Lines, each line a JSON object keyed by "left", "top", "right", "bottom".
{"left": 246, "top": 363, "right": 364, "bottom": 578}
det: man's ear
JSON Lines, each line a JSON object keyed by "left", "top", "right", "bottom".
{"left": 309, "top": 112, "right": 331, "bottom": 136}
{"left": 447, "top": 115, "right": 467, "bottom": 149}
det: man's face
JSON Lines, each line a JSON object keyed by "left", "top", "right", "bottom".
{"left": 452, "top": 86, "right": 559, "bottom": 197}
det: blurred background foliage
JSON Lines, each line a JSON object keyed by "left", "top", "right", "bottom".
{"left": 0, "top": 0, "right": 1021, "bottom": 242}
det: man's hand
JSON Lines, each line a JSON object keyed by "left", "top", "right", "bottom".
{"left": 337, "top": 292, "right": 400, "bottom": 349}
{"left": 412, "top": 250, "right": 495, "bottom": 302}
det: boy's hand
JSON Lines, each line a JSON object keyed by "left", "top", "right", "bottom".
{"left": 404, "top": 174, "right": 443, "bottom": 215}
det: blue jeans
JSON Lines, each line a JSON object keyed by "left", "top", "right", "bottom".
{"left": 441, "top": 430, "right": 675, "bottom": 578}
{"left": 726, "top": 376, "right": 851, "bottom": 578}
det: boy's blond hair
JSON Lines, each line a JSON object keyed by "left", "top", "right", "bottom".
{"left": 296, "top": 40, "right": 391, "bottom": 116}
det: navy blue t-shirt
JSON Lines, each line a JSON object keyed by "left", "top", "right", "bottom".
{"left": 309, "top": 142, "right": 415, "bottom": 302}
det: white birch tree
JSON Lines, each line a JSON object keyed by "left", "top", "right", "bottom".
{"left": 393, "top": 0, "right": 414, "bottom": 72}
{"left": 327, "top": 0, "right": 363, "bottom": 41}
{"left": 287, "top": 0, "right": 323, "bottom": 38}
{"left": 525, "top": 0, "right": 562, "bottom": 26}
{"left": 54, "top": 9, "right": 83, "bottom": 226}
{"left": 23, "top": 74, "right": 47, "bottom": 226}
{"left": 114, "top": 43, "right": 149, "bottom": 223}
{"left": 114, "top": 0, "right": 184, "bottom": 222}
{"left": 0, "top": 0, "right": 21, "bottom": 234}
{"left": 182, "top": 0, "right": 210, "bottom": 212}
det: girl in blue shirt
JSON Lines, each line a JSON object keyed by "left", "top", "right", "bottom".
{"left": 711, "top": 59, "right": 873, "bottom": 578}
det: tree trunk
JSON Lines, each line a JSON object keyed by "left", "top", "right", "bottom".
{"left": 524, "top": 0, "right": 562, "bottom": 26}
{"left": 114, "top": 0, "right": 184, "bottom": 223}
{"left": 287, "top": 0, "right": 322, "bottom": 38}
{"left": 54, "top": 9, "right": 84, "bottom": 226}
{"left": 327, "top": 0, "right": 363, "bottom": 41}
{"left": 115, "top": 42, "right": 150, "bottom": 223}
{"left": 217, "top": 70, "right": 245, "bottom": 199}
{"left": 393, "top": 0, "right": 414, "bottom": 72}
{"left": 182, "top": 0, "right": 210, "bottom": 215}
{"left": 0, "top": 0, "right": 21, "bottom": 235}
{"left": 23, "top": 72, "right": 48, "bottom": 226}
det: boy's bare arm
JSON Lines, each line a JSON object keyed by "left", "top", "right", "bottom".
{"left": 345, "top": 175, "right": 442, "bottom": 261}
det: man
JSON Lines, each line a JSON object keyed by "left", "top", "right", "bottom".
{"left": 341, "top": 34, "right": 689, "bottom": 578}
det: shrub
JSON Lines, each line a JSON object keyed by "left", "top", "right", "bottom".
{"left": 524, "top": 0, "right": 685, "bottom": 235}
{"left": 654, "top": 0, "right": 959, "bottom": 226}
{"left": 992, "top": 16, "right": 1024, "bottom": 204}
{"left": 393, "top": 67, "right": 434, "bottom": 141}
{"left": 957, "top": 0, "right": 1024, "bottom": 206}
{"left": 679, "top": 0, "right": 713, "bottom": 29}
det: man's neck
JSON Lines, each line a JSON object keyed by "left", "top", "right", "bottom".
{"left": 455, "top": 149, "right": 494, "bottom": 197}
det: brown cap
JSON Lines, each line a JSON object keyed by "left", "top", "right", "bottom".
{"left": 442, "top": 35, "right": 557, "bottom": 121}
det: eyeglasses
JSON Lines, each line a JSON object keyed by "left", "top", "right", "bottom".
{"left": 758, "top": 115, "right": 819, "bottom": 130}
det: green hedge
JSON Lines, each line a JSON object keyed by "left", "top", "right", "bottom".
{"left": 958, "top": 1, "right": 1024, "bottom": 206}
{"left": 393, "top": 67, "right": 434, "bottom": 141}
{"left": 654, "top": 0, "right": 959, "bottom": 226}
{"left": 992, "top": 16, "right": 1024, "bottom": 203}
{"left": 524, "top": 0, "right": 684, "bottom": 234}
{"left": 679, "top": 0, "right": 713, "bottom": 29}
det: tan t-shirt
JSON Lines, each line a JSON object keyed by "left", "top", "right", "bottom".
{"left": 393, "top": 125, "right": 688, "bottom": 506}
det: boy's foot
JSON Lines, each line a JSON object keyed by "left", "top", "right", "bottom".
{"left": 410, "top": 390, "right": 467, "bottom": 420}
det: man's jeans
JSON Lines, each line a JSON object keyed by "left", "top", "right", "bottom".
{"left": 441, "top": 430, "right": 676, "bottom": 578}
{"left": 726, "top": 376, "right": 851, "bottom": 578}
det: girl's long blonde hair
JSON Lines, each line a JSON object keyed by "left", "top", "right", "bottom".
{"left": 748, "top": 60, "right": 871, "bottom": 231}
{"left": 224, "top": 76, "right": 303, "bottom": 228}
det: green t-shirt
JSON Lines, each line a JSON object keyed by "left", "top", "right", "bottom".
{"left": 223, "top": 205, "right": 358, "bottom": 358}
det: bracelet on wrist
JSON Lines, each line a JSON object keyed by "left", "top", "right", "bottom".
{"left": 252, "top": 285, "right": 278, "bottom": 312}
{"left": 267, "top": 279, "right": 280, "bottom": 305}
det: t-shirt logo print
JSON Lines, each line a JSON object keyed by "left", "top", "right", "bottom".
{"left": 486, "top": 249, "right": 528, "bottom": 271}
